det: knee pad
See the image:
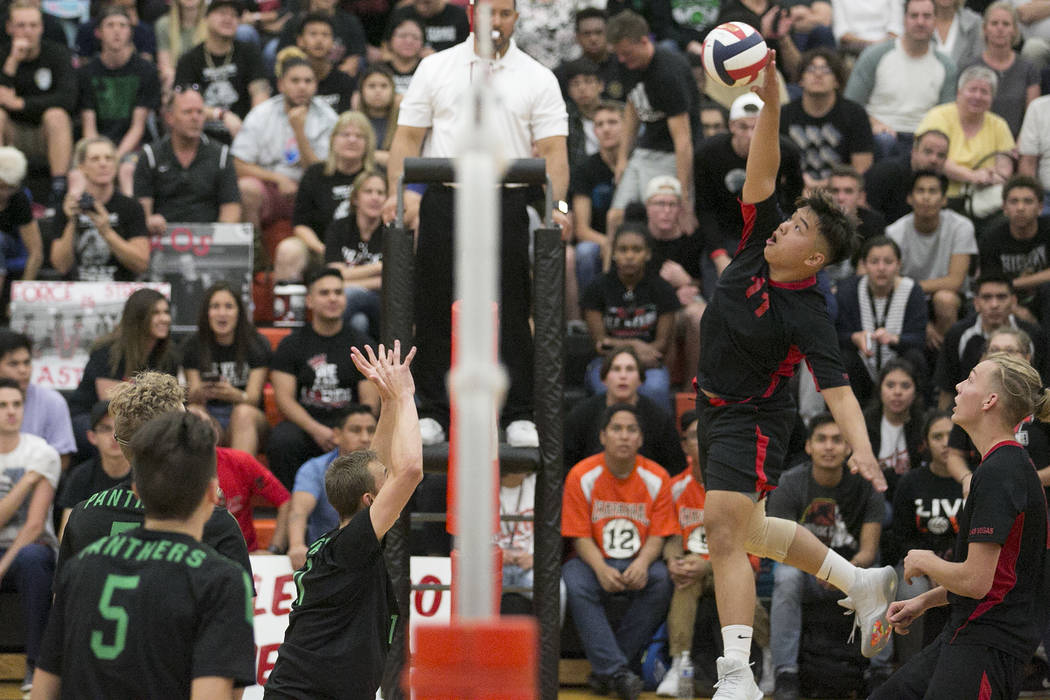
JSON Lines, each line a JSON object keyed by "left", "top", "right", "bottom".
{"left": 744, "top": 501, "right": 795, "bottom": 561}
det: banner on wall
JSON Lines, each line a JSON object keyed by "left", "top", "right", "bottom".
{"left": 245, "top": 554, "right": 452, "bottom": 699}
{"left": 9, "top": 281, "right": 170, "bottom": 390}
{"left": 146, "top": 223, "right": 254, "bottom": 335}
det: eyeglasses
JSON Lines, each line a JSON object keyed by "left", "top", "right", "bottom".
{"left": 173, "top": 83, "right": 201, "bottom": 94}
{"left": 803, "top": 64, "right": 833, "bottom": 75}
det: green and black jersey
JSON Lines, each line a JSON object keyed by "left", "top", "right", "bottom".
{"left": 38, "top": 527, "right": 256, "bottom": 697}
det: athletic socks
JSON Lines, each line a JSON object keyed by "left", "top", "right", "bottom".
{"left": 817, "top": 548, "right": 857, "bottom": 593}
{"left": 721, "top": 625, "right": 753, "bottom": 664}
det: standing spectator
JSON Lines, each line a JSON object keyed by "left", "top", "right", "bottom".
{"left": 380, "top": 16, "right": 423, "bottom": 94}
{"left": 832, "top": 0, "right": 903, "bottom": 55}
{"left": 886, "top": 170, "right": 977, "bottom": 348}
{"left": 561, "top": 403, "right": 675, "bottom": 699}
{"left": 134, "top": 86, "right": 242, "bottom": 234}
{"left": 384, "top": 0, "right": 569, "bottom": 447}
{"left": 50, "top": 136, "right": 150, "bottom": 282}
{"left": 564, "top": 346, "right": 687, "bottom": 476}
{"left": 275, "top": 0, "right": 366, "bottom": 77}
{"left": 354, "top": 64, "right": 397, "bottom": 169}
{"left": 844, "top": 0, "right": 957, "bottom": 158}
{"left": 0, "top": 146, "right": 41, "bottom": 281}
{"left": 174, "top": 0, "right": 271, "bottom": 141}
{"left": 267, "top": 268, "right": 378, "bottom": 488}
{"left": 233, "top": 47, "right": 336, "bottom": 247}
{"left": 766, "top": 415, "right": 886, "bottom": 700}
{"left": 292, "top": 111, "right": 374, "bottom": 259}
{"left": 554, "top": 8, "right": 626, "bottom": 101}
{"left": 77, "top": 5, "right": 160, "bottom": 194}
{"left": 286, "top": 404, "right": 374, "bottom": 569}
{"left": 383, "top": 0, "right": 468, "bottom": 55}
{"left": 181, "top": 281, "right": 272, "bottom": 456}
{"left": 0, "top": 330, "right": 74, "bottom": 469}
{"left": 966, "top": 1, "right": 1039, "bottom": 138}
{"left": 978, "top": 175, "right": 1050, "bottom": 322}
{"left": 717, "top": 0, "right": 802, "bottom": 79}
{"left": 0, "top": 0, "right": 74, "bottom": 208}
{"left": 932, "top": 0, "right": 983, "bottom": 69}
{"left": 564, "top": 57, "right": 603, "bottom": 169}
{"left": 324, "top": 170, "right": 385, "bottom": 338}
{"left": 1018, "top": 93, "right": 1050, "bottom": 205}
{"left": 864, "top": 129, "right": 950, "bottom": 224}
{"left": 571, "top": 100, "right": 621, "bottom": 293}
{"left": 73, "top": 0, "right": 156, "bottom": 62}
{"left": 780, "top": 48, "right": 875, "bottom": 190}
{"left": 605, "top": 10, "right": 698, "bottom": 235}
{"left": 0, "top": 377, "right": 59, "bottom": 693}
{"left": 154, "top": 0, "right": 207, "bottom": 90}
{"left": 55, "top": 401, "right": 128, "bottom": 533}
{"left": 296, "top": 13, "right": 356, "bottom": 114}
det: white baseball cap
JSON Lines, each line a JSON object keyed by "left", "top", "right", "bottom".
{"left": 644, "top": 175, "right": 682, "bottom": 201}
{"left": 729, "top": 93, "right": 764, "bottom": 122}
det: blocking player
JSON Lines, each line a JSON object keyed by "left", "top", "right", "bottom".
{"left": 694, "top": 51, "right": 896, "bottom": 699}
{"left": 264, "top": 341, "right": 423, "bottom": 700}
{"left": 874, "top": 354, "right": 1050, "bottom": 700}
{"left": 31, "top": 411, "right": 256, "bottom": 698}
{"left": 55, "top": 371, "right": 252, "bottom": 580}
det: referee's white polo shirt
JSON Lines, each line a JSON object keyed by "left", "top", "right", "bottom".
{"left": 397, "top": 35, "right": 568, "bottom": 161}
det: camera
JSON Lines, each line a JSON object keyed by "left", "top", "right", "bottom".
{"left": 78, "top": 193, "right": 95, "bottom": 212}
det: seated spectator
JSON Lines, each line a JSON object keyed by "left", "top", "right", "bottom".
{"left": 291, "top": 110, "right": 374, "bottom": 259}
{"left": 887, "top": 409, "right": 961, "bottom": 660}
{"left": 864, "top": 129, "right": 950, "bottom": 224}
{"left": 967, "top": 2, "right": 1039, "bottom": 138}
{"left": 55, "top": 400, "right": 128, "bottom": 535}
{"left": 564, "top": 57, "right": 603, "bottom": 169}
{"left": 767, "top": 414, "right": 886, "bottom": 700}
{"left": 562, "top": 403, "right": 674, "bottom": 699}
{"left": 564, "top": 346, "right": 686, "bottom": 476}
{"left": 51, "top": 136, "right": 150, "bottom": 282}
{"left": 353, "top": 64, "right": 397, "bottom": 169}
{"left": 267, "top": 268, "right": 378, "bottom": 488}
{"left": 697, "top": 99, "right": 728, "bottom": 143}
{"left": 187, "top": 404, "right": 290, "bottom": 552}
{"left": 783, "top": 0, "right": 836, "bottom": 53}
{"left": 0, "top": 0, "right": 74, "bottom": 208}
{"left": 554, "top": 8, "right": 626, "bottom": 101}
{"left": 832, "top": 0, "right": 903, "bottom": 55}
{"left": 0, "top": 377, "right": 60, "bottom": 693}
{"left": 276, "top": 0, "right": 366, "bottom": 77}
{"left": 181, "top": 281, "right": 272, "bottom": 455}
{"left": 582, "top": 223, "right": 680, "bottom": 409}
{"left": 233, "top": 47, "right": 336, "bottom": 247}
{"left": 0, "top": 146, "right": 42, "bottom": 280}
{"left": 296, "top": 13, "right": 356, "bottom": 114}
{"left": 77, "top": 5, "right": 160, "bottom": 194}
{"left": 978, "top": 175, "right": 1050, "bottom": 322}
{"left": 826, "top": 165, "right": 887, "bottom": 278}
{"left": 864, "top": 358, "right": 926, "bottom": 500}
{"left": 286, "top": 403, "right": 375, "bottom": 569}
{"left": 383, "top": 0, "right": 468, "bottom": 56}
{"left": 134, "top": 86, "right": 242, "bottom": 234}
{"left": 3, "top": 0, "right": 66, "bottom": 46}
{"left": 932, "top": 0, "right": 983, "bottom": 69}
{"left": 571, "top": 100, "right": 621, "bottom": 295}
{"left": 380, "top": 16, "right": 423, "bottom": 94}
{"left": 933, "top": 274, "right": 1044, "bottom": 408}
{"left": 0, "top": 330, "right": 74, "bottom": 469}
{"left": 843, "top": 0, "right": 957, "bottom": 158}
{"left": 780, "top": 48, "right": 874, "bottom": 190}
{"left": 66, "top": 288, "right": 177, "bottom": 455}
{"left": 73, "top": 0, "right": 155, "bottom": 62}
{"left": 324, "top": 170, "right": 385, "bottom": 339}
{"left": 915, "top": 65, "right": 1015, "bottom": 199}
{"left": 174, "top": 0, "right": 271, "bottom": 141}
{"left": 154, "top": 0, "right": 207, "bottom": 90}
{"left": 886, "top": 170, "right": 977, "bottom": 348}
{"left": 836, "top": 236, "right": 928, "bottom": 403}
{"left": 1018, "top": 94, "right": 1050, "bottom": 208}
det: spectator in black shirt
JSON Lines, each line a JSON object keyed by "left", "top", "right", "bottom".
{"left": 51, "top": 136, "right": 150, "bottom": 282}
{"left": 564, "top": 57, "right": 603, "bottom": 171}
{"left": 554, "top": 8, "right": 627, "bottom": 101}
{"left": 56, "top": 400, "right": 129, "bottom": 537}
{"left": 571, "top": 100, "right": 621, "bottom": 296}
{"left": 295, "top": 12, "right": 355, "bottom": 114}
{"left": 276, "top": 0, "right": 366, "bottom": 77}
{"left": 73, "top": 0, "right": 156, "bottom": 62}
{"left": 174, "top": 0, "right": 271, "bottom": 140}
{"left": 383, "top": 0, "right": 468, "bottom": 56}
{"left": 77, "top": 6, "right": 160, "bottom": 194}
{"left": 864, "top": 128, "right": 950, "bottom": 224}
{"left": 134, "top": 86, "right": 242, "bottom": 232}
{"left": 0, "top": 1, "right": 74, "bottom": 207}
{"left": 0, "top": 146, "right": 40, "bottom": 280}
{"left": 380, "top": 16, "right": 423, "bottom": 94}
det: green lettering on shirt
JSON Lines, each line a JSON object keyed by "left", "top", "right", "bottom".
{"left": 123, "top": 537, "right": 142, "bottom": 559}
{"left": 166, "top": 542, "right": 188, "bottom": 564}
{"left": 110, "top": 521, "right": 138, "bottom": 537}
{"left": 293, "top": 535, "right": 329, "bottom": 607}
{"left": 388, "top": 614, "right": 398, "bottom": 645}
{"left": 81, "top": 538, "right": 106, "bottom": 557}
{"left": 242, "top": 571, "right": 254, "bottom": 624}
{"left": 185, "top": 548, "right": 206, "bottom": 568}
{"left": 135, "top": 540, "right": 157, "bottom": 561}
{"left": 151, "top": 540, "right": 170, "bottom": 561}
{"left": 101, "top": 536, "right": 126, "bottom": 558}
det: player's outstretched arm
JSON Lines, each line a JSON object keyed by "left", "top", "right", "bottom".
{"left": 741, "top": 50, "right": 781, "bottom": 205}
{"left": 352, "top": 342, "right": 423, "bottom": 540}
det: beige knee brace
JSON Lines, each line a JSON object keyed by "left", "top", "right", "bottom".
{"left": 744, "top": 499, "right": 796, "bottom": 562}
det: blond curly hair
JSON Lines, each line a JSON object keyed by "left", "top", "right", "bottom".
{"left": 108, "top": 371, "right": 185, "bottom": 445}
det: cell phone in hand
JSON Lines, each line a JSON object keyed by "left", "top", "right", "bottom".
{"left": 201, "top": 370, "right": 221, "bottom": 383}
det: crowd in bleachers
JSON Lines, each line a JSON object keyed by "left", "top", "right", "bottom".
{"left": 3, "top": 0, "right": 1050, "bottom": 696}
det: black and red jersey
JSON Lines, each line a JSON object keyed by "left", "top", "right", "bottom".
{"left": 696, "top": 195, "right": 848, "bottom": 403}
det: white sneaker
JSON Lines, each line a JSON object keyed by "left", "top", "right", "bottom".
{"left": 656, "top": 653, "right": 684, "bottom": 696}
{"left": 837, "top": 565, "right": 897, "bottom": 658}
{"left": 506, "top": 419, "right": 539, "bottom": 447}
{"left": 712, "top": 656, "right": 762, "bottom": 700}
{"left": 419, "top": 417, "right": 446, "bottom": 446}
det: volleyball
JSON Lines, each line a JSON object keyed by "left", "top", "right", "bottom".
{"left": 702, "top": 22, "right": 770, "bottom": 88}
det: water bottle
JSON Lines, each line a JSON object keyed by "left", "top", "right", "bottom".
{"left": 677, "top": 651, "right": 694, "bottom": 699}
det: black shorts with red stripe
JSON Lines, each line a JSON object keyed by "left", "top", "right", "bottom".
{"left": 699, "top": 395, "right": 796, "bottom": 495}
{"left": 871, "top": 627, "right": 1024, "bottom": 700}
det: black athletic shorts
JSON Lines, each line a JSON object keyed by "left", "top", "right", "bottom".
{"left": 699, "top": 395, "right": 796, "bottom": 495}
{"left": 871, "top": 628, "right": 1025, "bottom": 700}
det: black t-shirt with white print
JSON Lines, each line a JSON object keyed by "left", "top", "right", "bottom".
{"left": 174, "top": 41, "right": 267, "bottom": 119}
{"left": 293, "top": 163, "right": 361, "bottom": 238}
{"left": 180, "top": 330, "right": 273, "bottom": 405}
{"left": 52, "top": 192, "right": 148, "bottom": 282}
{"left": 269, "top": 324, "right": 371, "bottom": 423}
{"left": 580, "top": 271, "right": 681, "bottom": 345}
{"left": 624, "top": 46, "right": 699, "bottom": 153}
{"left": 323, "top": 216, "right": 383, "bottom": 267}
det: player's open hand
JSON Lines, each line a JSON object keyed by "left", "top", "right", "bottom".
{"left": 848, "top": 450, "right": 886, "bottom": 492}
{"left": 750, "top": 49, "right": 778, "bottom": 107}
{"left": 352, "top": 341, "right": 417, "bottom": 401}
